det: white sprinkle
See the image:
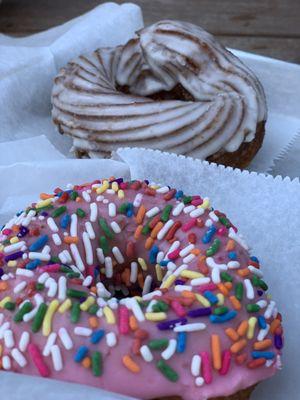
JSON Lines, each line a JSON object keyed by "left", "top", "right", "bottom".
{"left": 258, "top": 324, "right": 270, "bottom": 341}
{"left": 105, "top": 257, "right": 113, "bottom": 278}
{"left": 96, "top": 195, "right": 104, "bottom": 202}
{"left": 172, "top": 202, "right": 184, "bottom": 216}
{"left": 156, "top": 186, "right": 169, "bottom": 194}
{"left": 142, "top": 275, "right": 153, "bottom": 296}
{"left": 108, "top": 203, "right": 116, "bottom": 217}
{"left": 174, "top": 323, "right": 206, "bottom": 332}
{"left": 4, "top": 330, "right": 14, "bottom": 348}
{"left": 58, "top": 276, "right": 67, "bottom": 301}
{"left": 190, "top": 208, "right": 205, "bottom": 218}
{"left": 265, "top": 359, "right": 274, "bottom": 368}
{"left": 2, "top": 355, "right": 11, "bottom": 370}
{"left": 205, "top": 219, "right": 213, "bottom": 227}
{"left": 146, "top": 299, "right": 158, "bottom": 312}
{"left": 58, "top": 251, "right": 68, "bottom": 264}
{"left": 157, "top": 219, "right": 174, "bottom": 240}
{"left": 209, "top": 211, "right": 218, "bottom": 221}
{"left": 74, "top": 327, "right": 92, "bottom": 337}
{"left": 28, "top": 252, "right": 50, "bottom": 262}
{"left": 175, "top": 285, "right": 192, "bottom": 292}
{"left": 38, "top": 272, "right": 49, "bottom": 284}
{"left": 172, "top": 264, "right": 187, "bottom": 277}
{"left": 16, "top": 268, "right": 34, "bottom": 278}
{"left": 11, "top": 348, "right": 27, "bottom": 368}
{"left": 228, "top": 228, "right": 249, "bottom": 250}
{"left": 112, "top": 246, "right": 124, "bottom": 264}
{"left": 191, "top": 354, "right": 202, "bottom": 377}
{"left": 22, "top": 210, "right": 36, "bottom": 227}
{"left": 227, "top": 261, "right": 240, "bottom": 269}
{"left": 130, "top": 298, "right": 145, "bottom": 322}
{"left": 51, "top": 345, "right": 63, "bottom": 371}
{"left": 96, "top": 248, "right": 105, "bottom": 264}
{"left": 133, "top": 193, "right": 143, "bottom": 207}
{"left": 42, "top": 245, "right": 51, "bottom": 255}
{"left": 166, "top": 262, "right": 176, "bottom": 273}
{"left": 23, "top": 294, "right": 43, "bottom": 322}
{"left": 106, "top": 332, "right": 117, "bottom": 347}
{"left": 0, "top": 313, "right": 3, "bottom": 326}
{"left": 195, "top": 377, "right": 204, "bottom": 386}
{"left": 248, "top": 265, "right": 263, "bottom": 277}
{"left": 244, "top": 279, "right": 255, "bottom": 300}
{"left": 45, "top": 277, "right": 58, "bottom": 297}
{"left": 96, "top": 282, "right": 111, "bottom": 298}
{"left": 82, "top": 232, "right": 93, "bottom": 265}
{"left": 146, "top": 206, "right": 160, "bottom": 218}
{"left": 85, "top": 222, "right": 95, "bottom": 240}
{"left": 58, "top": 327, "right": 73, "bottom": 350}
{"left": 264, "top": 301, "right": 276, "bottom": 319}
{"left": 206, "top": 257, "right": 227, "bottom": 271}
{"left": 140, "top": 345, "right": 153, "bottom": 362}
{"left": 143, "top": 290, "right": 162, "bottom": 301}
{"left": 83, "top": 275, "right": 93, "bottom": 287}
{"left": 52, "top": 233, "right": 62, "bottom": 246}
{"left": 4, "top": 241, "right": 26, "bottom": 254}
{"left": 70, "top": 243, "right": 85, "bottom": 271}
{"left": 82, "top": 191, "right": 91, "bottom": 203}
{"left": 179, "top": 244, "right": 194, "bottom": 257}
{"left": 191, "top": 277, "right": 211, "bottom": 286}
{"left": 19, "top": 331, "right": 30, "bottom": 352}
{"left": 165, "top": 240, "right": 180, "bottom": 259}
{"left": 110, "top": 221, "right": 121, "bottom": 233}
{"left": 211, "top": 267, "right": 221, "bottom": 284}
{"left": 183, "top": 253, "right": 196, "bottom": 264}
{"left": 156, "top": 251, "right": 164, "bottom": 263}
{"left": 161, "top": 339, "right": 177, "bottom": 360}
{"left": 47, "top": 218, "right": 59, "bottom": 233}
{"left": 183, "top": 205, "right": 195, "bottom": 214}
{"left": 43, "top": 332, "right": 57, "bottom": 356}
{"left": 70, "top": 214, "right": 78, "bottom": 237}
{"left": 90, "top": 203, "right": 98, "bottom": 222}
{"left": 13, "top": 281, "right": 27, "bottom": 294}
{"left": 256, "top": 300, "right": 268, "bottom": 308}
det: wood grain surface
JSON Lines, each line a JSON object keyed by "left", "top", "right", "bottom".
{"left": 0, "top": 0, "right": 299, "bottom": 63}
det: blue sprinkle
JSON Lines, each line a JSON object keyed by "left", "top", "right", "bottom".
{"left": 60, "top": 214, "right": 71, "bottom": 229}
{"left": 56, "top": 191, "right": 64, "bottom": 198}
{"left": 175, "top": 190, "right": 183, "bottom": 200}
{"left": 74, "top": 346, "right": 89, "bottom": 362}
{"left": 159, "top": 260, "right": 169, "bottom": 267}
{"left": 228, "top": 251, "right": 237, "bottom": 260}
{"left": 26, "top": 260, "right": 41, "bottom": 270}
{"left": 203, "top": 290, "right": 218, "bottom": 305}
{"left": 176, "top": 332, "right": 187, "bottom": 353}
{"left": 90, "top": 329, "right": 105, "bottom": 344}
{"left": 250, "top": 256, "right": 259, "bottom": 263}
{"left": 252, "top": 351, "right": 275, "bottom": 360}
{"left": 202, "top": 225, "right": 217, "bottom": 244}
{"left": 126, "top": 203, "right": 134, "bottom": 218}
{"left": 149, "top": 245, "right": 159, "bottom": 264}
{"left": 210, "top": 310, "right": 237, "bottom": 323}
{"left": 16, "top": 210, "right": 24, "bottom": 217}
{"left": 258, "top": 315, "right": 267, "bottom": 329}
{"left": 29, "top": 235, "right": 48, "bottom": 252}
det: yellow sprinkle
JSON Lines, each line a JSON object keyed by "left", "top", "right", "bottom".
{"left": 0, "top": 245, "right": 3, "bottom": 252}
{"left": 0, "top": 296, "right": 11, "bottom": 308}
{"left": 161, "top": 274, "right": 176, "bottom": 289}
{"left": 80, "top": 296, "right": 95, "bottom": 311}
{"left": 117, "top": 189, "right": 124, "bottom": 199}
{"left": 36, "top": 198, "right": 53, "bottom": 209}
{"left": 247, "top": 317, "right": 257, "bottom": 340}
{"left": 195, "top": 293, "right": 211, "bottom": 308}
{"left": 180, "top": 270, "right": 204, "bottom": 279}
{"left": 7, "top": 261, "right": 17, "bottom": 268}
{"left": 0, "top": 344, "right": 2, "bottom": 357}
{"left": 133, "top": 296, "right": 143, "bottom": 302}
{"left": 138, "top": 258, "right": 147, "bottom": 271}
{"left": 150, "top": 185, "right": 160, "bottom": 190}
{"left": 216, "top": 293, "right": 225, "bottom": 306}
{"left": 42, "top": 299, "right": 59, "bottom": 336}
{"left": 58, "top": 299, "right": 72, "bottom": 314}
{"left": 96, "top": 181, "right": 109, "bottom": 194}
{"left": 103, "top": 306, "right": 115, "bottom": 324}
{"left": 155, "top": 264, "right": 163, "bottom": 282}
{"left": 145, "top": 312, "right": 167, "bottom": 321}
{"left": 10, "top": 237, "right": 19, "bottom": 244}
{"left": 111, "top": 182, "right": 118, "bottom": 192}
{"left": 200, "top": 198, "right": 210, "bottom": 209}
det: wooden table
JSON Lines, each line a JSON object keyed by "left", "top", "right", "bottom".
{"left": 0, "top": 0, "right": 299, "bottom": 64}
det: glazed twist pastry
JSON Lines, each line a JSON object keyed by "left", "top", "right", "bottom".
{"left": 51, "top": 20, "right": 267, "bottom": 167}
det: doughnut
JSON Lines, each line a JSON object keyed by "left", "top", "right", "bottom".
{"left": 51, "top": 20, "right": 267, "bottom": 169}
{"left": 0, "top": 178, "right": 283, "bottom": 400}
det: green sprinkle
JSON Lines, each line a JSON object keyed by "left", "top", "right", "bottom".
{"left": 251, "top": 275, "right": 260, "bottom": 287}
{"left": 32, "top": 303, "right": 48, "bottom": 332}
{"left": 118, "top": 203, "right": 128, "bottom": 214}
{"left": 213, "top": 306, "right": 229, "bottom": 315}
{"left": 220, "top": 272, "right": 233, "bottom": 282}
{"left": 50, "top": 256, "right": 61, "bottom": 264}
{"left": 66, "top": 272, "right": 81, "bottom": 279}
{"left": 99, "top": 236, "right": 109, "bottom": 255}
{"left": 246, "top": 304, "right": 261, "bottom": 313}
{"left": 219, "top": 216, "right": 231, "bottom": 228}
{"left": 70, "top": 191, "right": 78, "bottom": 201}
{"left": 142, "top": 220, "right": 152, "bottom": 235}
{"left": 52, "top": 206, "right": 67, "bottom": 218}
{"left": 161, "top": 205, "right": 172, "bottom": 222}
{"left": 206, "top": 238, "right": 221, "bottom": 256}
{"left": 235, "top": 282, "right": 244, "bottom": 301}
{"left": 36, "top": 204, "right": 54, "bottom": 212}
{"left": 76, "top": 208, "right": 86, "bottom": 218}
{"left": 88, "top": 304, "right": 99, "bottom": 315}
{"left": 152, "top": 301, "right": 169, "bottom": 312}
{"left": 92, "top": 351, "right": 102, "bottom": 376}
{"left": 148, "top": 338, "right": 169, "bottom": 350}
{"left": 70, "top": 302, "right": 81, "bottom": 323}
{"left": 259, "top": 279, "right": 268, "bottom": 291}
{"left": 35, "top": 282, "right": 45, "bottom": 291}
{"left": 99, "top": 218, "right": 114, "bottom": 239}
{"left": 67, "top": 288, "right": 88, "bottom": 299}
{"left": 14, "top": 301, "right": 33, "bottom": 322}
{"left": 156, "top": 360, "right": 179, "bottom": 382}
{"left": 4, "top": 301, "right": 16, "bottom": 311}
{"left": 60, "top": 265, "right": 72, "bottom": 273}
{"left": 182, "top": 196, "right": 192, "bottom": 205}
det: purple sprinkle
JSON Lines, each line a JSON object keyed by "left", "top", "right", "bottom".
{"left": 257, "top": 289, "right": 264, "bottom": 297}
{"left": 174, "top": 279, "right": 185, "bottom": 286}
{"left": 17, "top": 226, "right": 29, "bottom": 238}
{"left": 4, "top": 251, "right": 23, "bottom": 262}
{"left": 144, "top": 180, "right": 149, "bottom": 185}
{"left": 0, "top": 268, "right": 4, "bottom": 278}
{"left": 41, "top": 211, "right": 49, "bottom": 217}
{"left": 79, "top": 297, "right": 86, "bottom": 304}
{"left": 274, "top": 334, "right": 283, "bottom": 350}
{"left": 112, "top": 178, "right": 123, "bottom": 184}
{"left": 188, "top": 307, "right": 212, "bottom": 318}
{"left": 157, "top": 318, "right": 187, "bottom": 330}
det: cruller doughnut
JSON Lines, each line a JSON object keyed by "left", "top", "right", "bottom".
{"left": 0, "top": 178, "right": 283, "bottom": 399}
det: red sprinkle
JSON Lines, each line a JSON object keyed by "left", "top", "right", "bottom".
{"left": 39, "top": 263, "right": 61, "bottom": 273}
{"left": 165, "top": 221, "right": 182, "bottom": 241}
{"left": 247, "top": 358, "right": 266, "bottom": 369}
{"left": 188, "top": 233, "right": 197, "bottom": 244}
{"left": 198, "top": 283, "right": 218, "bottom": 293}
{"left": 171, "top": 300, "right": 186, "bottom": 317}
{"left": 28, "top": 343, "right": 50, "bottom": 377}
{"left": 163, "top": 189, "right": 176, "bottom": 201}
{"left": 126, "top": 241, "right": 136, "bottom": 258}
{"left": 168, "top": 248, "right": 181, "bottom": 260}
{"left": 219, "top": 350, "right": 231, "bottom": 375}
{"left": 181, "top": 218, "right": 197, "bottom": 232}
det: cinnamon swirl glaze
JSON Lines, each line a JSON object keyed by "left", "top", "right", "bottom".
{"left": 52, "top": 20, "right": 267, "bottom": 166}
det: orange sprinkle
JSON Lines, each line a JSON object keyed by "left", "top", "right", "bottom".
{"left": 134, "top": 225, "right": 143, "bottom": 240}
{"left": 64, "top": 236, "right": 79, "bottom": 244}
{"left": 191, "top": 248, "right": 201, "bottom": 256}
{"left": 247, "top": 358, "right": 266, "bottom": 369}
{"left": 237, "top": 320, "right": 248, "bottom": 337}
{"left": 235, "top": 353, "right": 247, "bottom": 365}
{"left": 217, "top": 283, "right": 229, "bottom": 296}
{"left": 145, "top": 237, "right": 154, "bottom": 250}
{"left": 121, "top": 269, "right": 130, "bottom": 286}
{"left": 150, "top": 222, "right": 164, "bottom": 239}
{"left": 122, "top": 355, "right": 140, "bottom": 373}
{"left": 211, "top": 334, "right": 222, "bottom": 370}
{"left": 12, "top": 225, "right": 19, "bottom": 233}
{"left": 0, "top": 282, "right": 9, "bottom": 291}
{"left": 229, "top": 295, "right": 242, "bottom": 310}
{"left": 225, "top": 239, "right": 235, "bottom": 251}
{"left": 181, "top": 291, "right": 196, "bottom": 300}
{"left": 75, "top": 197, "right": 82, "bottom": 202}
{"left": 237, "top": 269, "right": 250, "bottom": 278}
{"left": 129, "top": 315, "right": 138, "bottom": 331}
{"left": 270, "top": 319, "right": 281, "bottom": 334}
{"left": 135, "top": 205, "right": 146, "bottom": 225}
{"left": 82, "top": 357, "right": 91, "bottom": 368}
{"left": 131, "top": 338, "right": 142, "bottom": 355}
{"left": 39, "top": 193, "right": 54, "bottom": 200}
{"left": 224, "top": 282, "right": 232, "bottom": 290}
{"left": 90, "top": 286, "right": 97, "bottom": 295}
{"left": 138, "top": 272, "right": 144, "bottom": 289}
{"left": 225, "top": 328, "right": 239, "bottom": 342}
{"left": 88, "top": 316, "right": 99, "bottom": 329}
{"left": 253, "top": 339, "right": 272, "bottom": 350}
{"left": 230, "top": 339, "right": 247, "bottom": 354}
